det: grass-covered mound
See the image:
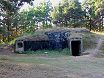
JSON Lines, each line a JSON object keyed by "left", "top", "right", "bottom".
{"left": 14, "top": 27, "right": 103, "bottom": 56}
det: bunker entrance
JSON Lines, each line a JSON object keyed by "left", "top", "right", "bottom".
{"left": 71, "top": 41, "right": 81, "bottom": 56}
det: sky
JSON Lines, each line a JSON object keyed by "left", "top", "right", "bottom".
{"left": 34, "top": 0, "right": 61, "bottom": 6}
{"left": 20, "top": 0, "right": 84, "bottom": 11}
{"left": 33, "top": 0, "right": 84, "bottom": 6}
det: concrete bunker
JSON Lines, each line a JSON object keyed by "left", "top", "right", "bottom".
{"left": 15, "top": 28, "right": 85, "bottom": 55}
{"left": 15, "top": 30, "right": 70, "bottom": 52}
{"left": 15, "top": 40, "right": 49, "bottom": 52}
{"left": 15, "top": 35, "right": 49, "bottom": 52}
{"left": 68, "top": 33, "right": 83, "bottom": 56}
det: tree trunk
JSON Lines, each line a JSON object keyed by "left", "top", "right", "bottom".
{"left": 6, "top": 14, "right": 11, "bottom": 42}
{"left": 89, "top": 18, "right": 92, "bottom": 31}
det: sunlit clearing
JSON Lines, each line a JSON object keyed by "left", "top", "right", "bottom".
{"left": 91, "top": 31, "right": 104, "bottom": 35}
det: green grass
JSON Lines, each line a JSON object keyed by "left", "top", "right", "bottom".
{"left": 17, "top": 30, "right": 45, "bottom": 40}
{"left": 17, "top": 48, "right": 71, "bottom": 57}
{"left": 13, "top": 57, "right": 49, "bottom": 64}
{"left": 0, "top": 55, "right": 49, "bottom": 64}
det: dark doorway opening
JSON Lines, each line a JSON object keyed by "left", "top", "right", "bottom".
{"left": 24, "top": 41, "right": 49, "bottom": 51}
{"left": 71, "top": 41, "right": 81, "bottom": 56}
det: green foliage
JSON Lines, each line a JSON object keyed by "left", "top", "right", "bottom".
{"left": 52, "top": 0, "right": 84, "bottom": 27}
{"left": 15, "top": 0, "right": 53, "bottom": 33}
{"left": 81, "top": 0, "right": 104, "bottom": 31}
{"left": 0, "top": 0, "right": 104, "bottom": 44}
{"left": 9, "top": 39, "right": 16, "bottom": 45}
{"left": 0, "top": 0, "right": 34, "bottom": 43}
{"left": 94, "top": 0, "right": 104, "bottom": 15}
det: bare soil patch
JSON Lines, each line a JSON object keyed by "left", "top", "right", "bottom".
{"left": 0, "top": 55, "right": 104, "bottom": 78}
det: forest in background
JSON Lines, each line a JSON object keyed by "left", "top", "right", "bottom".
{"left": 0, "top": 0, "right": 104, "bottom": 43}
